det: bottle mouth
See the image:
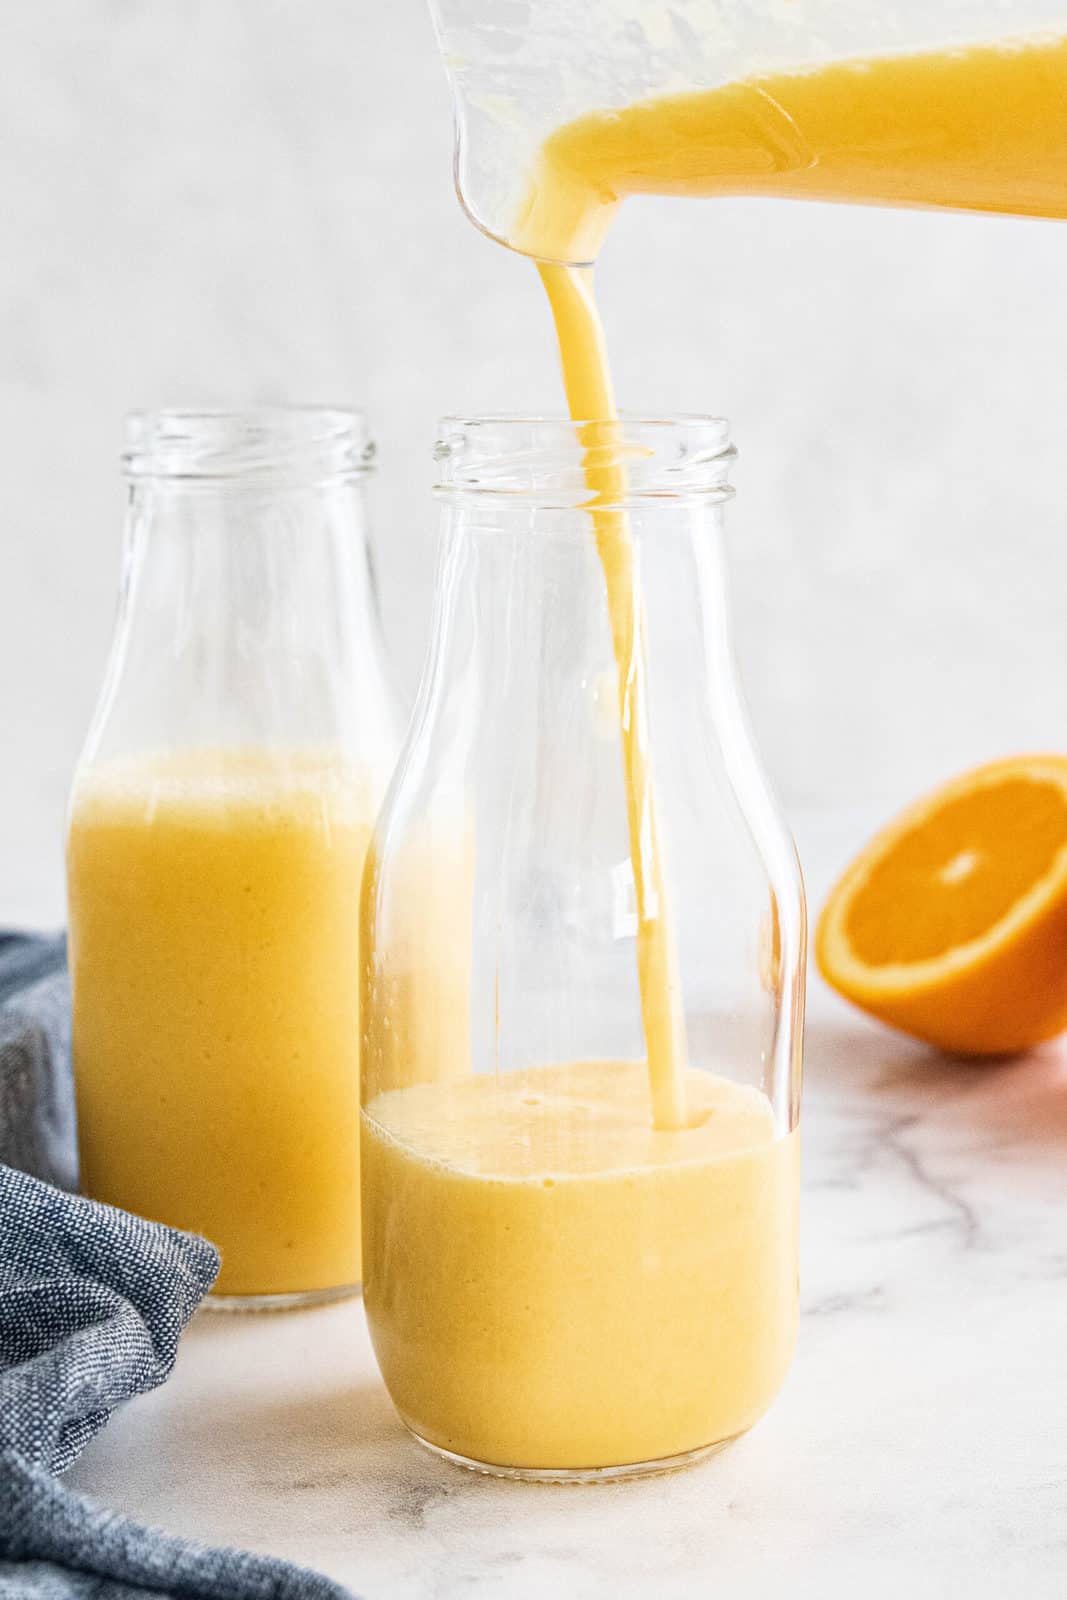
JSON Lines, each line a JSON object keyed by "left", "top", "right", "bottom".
{"left": 434, "top": 415, "right": 735, "bottom": 508}
{"left": 123, "top": 407, "right": 374, "bottom": 484}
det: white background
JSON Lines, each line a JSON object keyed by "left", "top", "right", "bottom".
{"left": 4, "top": 0, "right": 1067, "bottom": 926}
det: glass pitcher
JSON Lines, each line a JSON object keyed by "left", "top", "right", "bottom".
{"left": 360, "top": 415, "right": 804, "bottom": 1479}
{"left": 67, "top": 408, "right": 399, "bottom": 1308}
{"left": 428, "top": 0, "right": 1067, "bottom": 263}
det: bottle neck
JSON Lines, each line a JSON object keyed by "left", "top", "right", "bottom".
{"left": 405, "top": 493, "right": 734, "bottom": 794}
{"left": 82, "top": 473, "right": 397, "bottom": 784}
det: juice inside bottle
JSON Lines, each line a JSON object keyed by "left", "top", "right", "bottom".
{"left": 363, "top": 1062, "right": 798, "bottom": 1471}
{"left": 69, "top": 747, "right": 374, "bottom": 1299}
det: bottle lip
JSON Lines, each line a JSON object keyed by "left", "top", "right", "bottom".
{"left": 434, "top": 414, "right": 735, "bottom": 507}
{"left": 123, "top": 407, "right": 374, "bottom": 484}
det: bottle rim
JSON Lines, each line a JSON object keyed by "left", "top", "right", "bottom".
{"left": 434, "top": 414, "right": 735, "bottom": 507}
{"left": 123, "top": 407, "right": 374, "bottom": 484}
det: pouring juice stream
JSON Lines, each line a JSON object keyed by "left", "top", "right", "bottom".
{"left": 537, "top": 262, "right": 688, "bottom": 1130}
{"left": 530, "top": 27, "right": 1067, "bottom": 1130}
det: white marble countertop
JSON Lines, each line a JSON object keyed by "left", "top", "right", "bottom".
{"left": 66, "top": 956, "right": 1067, "bottom": 1598}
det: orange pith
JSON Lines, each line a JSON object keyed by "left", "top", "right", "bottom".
{"left": 816, "top": 757, "right": 1067, "bottom": 1056}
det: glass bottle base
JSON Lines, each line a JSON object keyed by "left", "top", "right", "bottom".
{"left": 407, "top": 1426, "right": 740, "bottom": 1483}
{"left": 203, "top": 1281, "right": 361, "bottom": 1313}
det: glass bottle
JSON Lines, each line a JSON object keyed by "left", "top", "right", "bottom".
{"left": 360, "top": 415, "right": 804, "bottom": 1479}
{"left": 67, "top": 408, "right": 399, "bottom": 1308}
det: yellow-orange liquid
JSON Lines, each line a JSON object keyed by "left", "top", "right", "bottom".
{"left": 363, "top": 1061, "right": 798, "bottom": 1471}
{"left": 532, "top": 33, "right": 1067, "bottom": 1118}
{"left": 68, "top": 749, "right": 373, "bottom": 1298}
{"left": 519, "top": 33, "right": 1067, "bottom": 264}
{"left": 537, "top": 262, "right": 689, "bottom": 1130}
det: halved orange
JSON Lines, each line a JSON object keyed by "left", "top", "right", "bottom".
{"left": 816, "top": 756, "right": 1067, "bottom": 1056}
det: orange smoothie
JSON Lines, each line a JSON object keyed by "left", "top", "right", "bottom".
{"left": 362, "top": 1061, "right": 798, "bottom": 1471}
{"left": 68, "top": 748, "right": 373, "bottom": 1299}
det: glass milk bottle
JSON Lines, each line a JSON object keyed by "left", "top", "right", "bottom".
{"left": 360, "top": 416, "right": 804, "bottom": 1478}
{"left": 67, "top": 408, "right": 398, "bottom": 1308}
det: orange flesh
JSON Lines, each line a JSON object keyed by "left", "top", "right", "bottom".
{"left": 847, "top": 778, "right": 1067, "bottom": 966}
{"left": 817, "top": 759, "right": 1067, "bottom": 1056}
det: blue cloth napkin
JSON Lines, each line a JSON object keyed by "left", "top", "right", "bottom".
{"left": 0, "top": 933, "right": 354, "bottom": 1600}
{"left": 0, "top": 933, "right": 76, "bottom": 1191}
